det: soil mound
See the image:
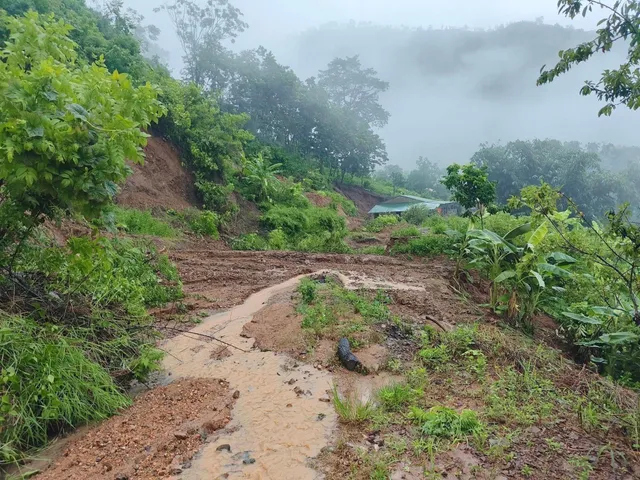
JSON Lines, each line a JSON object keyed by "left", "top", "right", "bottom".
{"left": 117, "top": 136, "right": 198, "bottom": 211}
{"left": 333, "top": 184, "right": 386, "bottom": 217}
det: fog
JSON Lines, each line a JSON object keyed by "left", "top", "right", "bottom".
{"left": 123, "top": 0, "right": 638, "bottom": 169}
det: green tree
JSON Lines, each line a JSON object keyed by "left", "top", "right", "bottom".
{"left": 441, "top": 164, "right": 496, "bottom": 226}
{"left": 317, "top": 55, "right": 390, "bottom": 128}
{"left": 406, "top": 156, "right": 448, "bottom": 199}
{"left": 157, "top": 0, "right": 247, "bottom": 87}
{"left": 390, "top": 169, "right": 406, "bottom": 195}
{"left": 538, "top": 0, "right": 640, "bottom": 116}
{"left": 0, "top": 11, "right": 164, "bottom": 230}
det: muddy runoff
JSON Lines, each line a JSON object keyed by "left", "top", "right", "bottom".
{"left": 163, "top": 270, "right": 423, "bottom": 479}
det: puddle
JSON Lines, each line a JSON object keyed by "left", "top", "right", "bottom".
{"left": 161, "top": 273, "right": 338, "bottom": 480}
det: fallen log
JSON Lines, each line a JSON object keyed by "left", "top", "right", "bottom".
{"left": 337, "top": 338, "right": 361, "bottom": 371}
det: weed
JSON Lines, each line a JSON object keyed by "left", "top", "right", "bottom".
{"left": 409, "top": 406, "right": 483, "bottom": 438}
{"left": 545, "top": 438, "right": 564, "bottom": 453}
{"left": 365, "top": 215, "right": 399, "bottom": 233}
{"left": 392, "top": 225, "right": 421, "bottom": 239}
{"left": 486, "top": 362, "right": 557, "bottom": 427}
{"left": 569, "top": 455, "right": 594, "bottom": 480}
{"left": 111, "top": 207, "right": 178, "bottom": 238}
{"left": 300, "top": 303, "right": 337, "bottom": 334}
{"left": 378, "top": 383, "right": 422, "bottom": 412}
{"left": 521, "top": 465, "right": 534, "bottom": 477}
{"left": 332, "top": 386, "right": 375, "bottom": 424}
{"left": 418, "top": 344, "right": 451, "bottom": 367}
{"left": 462, "top": 349, "right": 487, "bottom": 377}
{"left": 386, "top": 358, "right": 403, "bottom": 373}
{"left": 358, "top": 246, "right": 386, "bottom": 255}
{"left": 298, "top": 278, "right": 318, "bottom": 304}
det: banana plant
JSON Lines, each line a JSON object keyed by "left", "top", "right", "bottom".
{"left": 456, "top": 220, "right": 576, "bottom": 328}
{"left": 242, "top": 153, "right": 283, "bottom": 203}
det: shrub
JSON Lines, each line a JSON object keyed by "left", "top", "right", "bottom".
{"left": 365, "top": 215, "right": 399, "bottom": 233}
{"left": 232, "top": 233, "right": 267, "bottom": 251}
{"left": 391, "top": 234, "right": 453, "bottom": 256}
{"left": 195, "top": 180, "right": 238, "bottom": 216}
{"left": 0, "top": 315, "right": 130, "bottom": 466}
{"left": 112, "top": 208, "right": 178, "bottom": 238}
{"left": 409, "top": 406, "right": 483, "bottom": 438}
{"left": 298, "top": 278, "right": 318, "bottom": 304}
{"left": 392, "top": 225, "right": 421, "bottom": 239}
{"left": 262, "top": 206, "right": 309, "bottom": 237}
{"left": 403, "top": 205, "right": 434, "bottom": 225}
{"left": 182, "top": 209, "right": 220, "bottom": 238}
{"left": 268, "top": 228, "right": 288, "bottom": 250}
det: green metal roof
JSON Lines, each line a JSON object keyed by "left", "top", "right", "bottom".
{"left": 368, "top": 195, "right": 449, "bottom": 215}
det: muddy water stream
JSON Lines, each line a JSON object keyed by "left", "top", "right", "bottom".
{"left": 162, "top": 273, "right": 335, "bottom": 480}
{"left": 162, "top": 270, "right": 423, "bottom": 479}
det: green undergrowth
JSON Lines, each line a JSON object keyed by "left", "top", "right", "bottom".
{"left": 327, "top": 319, "right": 640, "bottom": 478}
{"left": 0, "top": 233, "right": 182, "bottom": 466}
{"left": 105, "top": 207, "right": 220, "bottom": 239}
{"left": 296, "top": 277, "right": 391, "bottom": 348}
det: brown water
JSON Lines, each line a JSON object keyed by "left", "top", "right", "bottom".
{"left": 162, "top": 273, "right": 337, "bottom": 480}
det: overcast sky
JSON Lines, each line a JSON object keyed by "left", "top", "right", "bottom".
{"left": 124, "top": 0, "right": 597, "bottom": 69}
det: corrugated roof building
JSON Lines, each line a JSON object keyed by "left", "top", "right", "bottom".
{"left": 368, "top": 195, "right": 459, "bottom": 217}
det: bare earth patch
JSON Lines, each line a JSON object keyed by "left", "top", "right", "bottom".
{"left": 35, "top": 378, "right": 235, "bottom": 480}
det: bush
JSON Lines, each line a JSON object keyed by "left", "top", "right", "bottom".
{"left": 182, "top": 209, "right": 220, "bottom": 238}
{"left": 403, "top": 205, "right": 434, "bottom": 225}
{"left": 112, "top": 208, "right": 178, "bottom": 238}
{"left": 391, "top": 234, "right": 453, "bottom": 256}
{"left": 195, "top": 180, "right": 238, "bottom": 216}
{"left": 268, "top": 228, "right": 287, "bottom": 250}
{"left": 392, "top": 225, "right": 421, "bottom": 239}
{"left": 232, "top": 233, "right": 267, "bottom": 251}
{"left": 0, "top": 316, "right": 130, "bottom": 466}
{"left": 262, "top": 206, "right": 309, "bottom": 237}
{"left": 365, "top": 215, "right": 399, "bottom": 233}
{"left": 298, "top": 278, "right": 318, "bottom": 304}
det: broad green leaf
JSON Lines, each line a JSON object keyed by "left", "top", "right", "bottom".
{"left": 494, "top": 270, "right": 516, "bottom": 283}
{"left": 547, "top": 252, "right": 577, "bottom": 266}
{"left": 598, "top": 332, "right": 639, "bottom": 345}
{"left": 530, "top": 271, "right": 545, "bottom": 288}
{"left": 527, "top": 221, "right": 548, "bottom": 249}
{"left": 562, "top": 312, "right": 602, "bottom": 325}
{"left": 537, "top": 263, "right": 571, "bottom": 278}
{"left": 504, "top": 223, "right": 531, "bottom": 240}
{"left": 65, "top": 103, "right": 89, "bottom": 121}
{"left": 591, "top": 306, "right": 624, "bottom": 317}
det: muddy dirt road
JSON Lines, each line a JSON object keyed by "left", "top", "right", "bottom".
{"left": 29, "top": 249, "right": 471, "bottom": 480}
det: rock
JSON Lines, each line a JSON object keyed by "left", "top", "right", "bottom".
{"left": 337, "top": 338, "right": 361, "bottom": 371}
{"left": 526, "top": 426, "right": 541, "bottom": 435}
{"left": 233, "top": 390, "right": 240, "bottom": 399}
{"left": 115, "top": 475, "right": 129, "bottom": 480}
{"left": 170, "top": 466, "right": 183, "bottom": 475}
{"left": 319, "top": 396, "right": 331, "bottom": 403}
{"left": 243, "top": 457, "right": 256, "bottom": 465}
{"left": 286, "top": 403, "right": 293, "bottom": 408}
{"left": 173, "top": 431, "right": 188, "bottom": 440}
{"left": 294, "top": 386, "right": 305, "bottom": 396}
{"left": 317, "top": 413, "right": 326, "bottom": 421}
{"left": 216, "top": 444, "right": 232, "bottom": 453}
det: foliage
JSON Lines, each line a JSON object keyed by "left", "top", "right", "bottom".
{"left": 538, "top": 0, "right": 640, "bottom": 117}
{"left": 409, "top": 406, "right": 483, "bottom": 438}
{"left": 231, "top": 233, "right": 266, "bottom": 251}
{"left": 183, "top": 209, "right": 219, "bottom": 238}
{"left": 403, "top": 204, "right": 434, "bottom": 225}
{"left": 390, "top": 234, "right": 454, "bottom": 257}
{"left": 365, "top": 215, "right": 399, "bottom": 233}
{"left": 392, "top": 225, "right": 421, "bottom": 239}
{"left": 240, "top": 154, "right": 282, "bottom": 203}
{"left": 405, "top": 156, "right": 449, "bottom": 199}
{"left": 378, "top": 383, "right": 423, "bottom": 412}
{"left": 317, "top": 55, "right": 390, "bottom": 128}
{"left": 157, "top": 0, "right": 247, "bottom": 87}
{"left": 0, "top": 315, "right": 130, "bottom": 466}
{"left": 298, "top": 278, "right": 318, "bottom": 304}
{"left": 332, "top": 386, "right": 375, "bottom": 424}
{"left": 473, "top": 140, "right": 618, "bottom": 218}
{"left": 0, "top": 11, "right": 164, "bottom": 222}
{"left": 441, "top": 164, "right": 496, "bottom": 224}
{"left": 112, "top": 207, "right": 178, "bottom": 237}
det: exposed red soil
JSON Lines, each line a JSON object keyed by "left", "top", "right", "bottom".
{"left": 117, "top": 136, "right": 198, "bottom": 211}
{"left": 35, "top": 378, "right": 234, "bottom": 480}
{"left": 333, "top": 184, "right": 386, "bottom": 217}
{"left": 305, "top": 192, "right": 333, "bottom": 208}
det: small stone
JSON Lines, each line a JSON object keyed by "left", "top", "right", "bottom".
{"left": 233, "top": 390, "right": 240, "bottom": 399}
{"left": 287, "top": 378, "right": 297, "bottom": 385}
{"left": 170, "top": 466, "right": 183, "bottom": 475}
{"left": 319, "top": 396, "right": 331, "bottom": 403}
{"left": 294, "top": 386, "right": 304, "bottom": 396}
{"left": 174, "top": 431, "right": 189, "bottom": 440}
{"left": 243, "top": 457, "right": 256, "bottom": 465}
{"left": 317, "top": 413, "right": 326, "bottom": 421}
{"left": 115, "top": 475, "right": 129, "bottom": 480}
{"left": 286, "top": 403, "right": 293, "bottom": 408}
{"left": 526, "top": 426, "right": 541, "bottom": 435}
{"left": 216, "top": 444, "right": 232, "bottom": 453}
